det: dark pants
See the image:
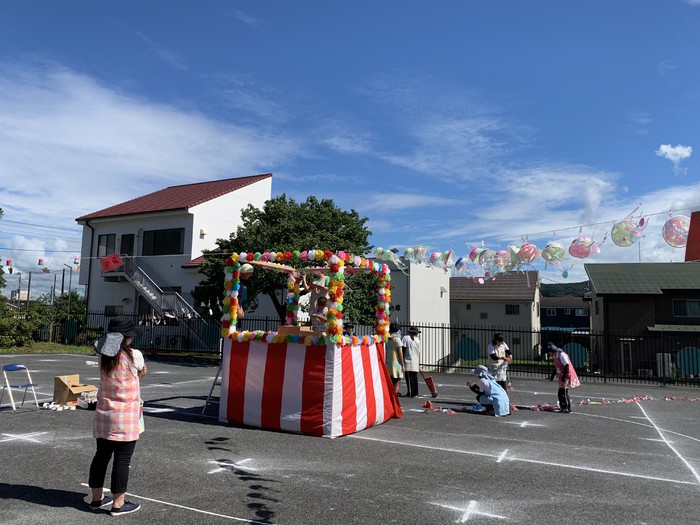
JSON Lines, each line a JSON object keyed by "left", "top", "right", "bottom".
{"left": 557, "top": 387, "right": 572, "bottom": 412}
{"left": 497, "top": 380, "right": 508, "bottom": 391}
{"left": 89, "top": 438, "right": 137, "bottom": 494}
{"left": 405, "top": 371, "right": 419, "bottom": 397}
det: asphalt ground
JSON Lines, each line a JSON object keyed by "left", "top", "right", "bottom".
{"left": 1, "top": 353, "right": 699, "bottom": 525}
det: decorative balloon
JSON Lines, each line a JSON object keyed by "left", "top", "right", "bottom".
{"left": 493, "top": 250, "right": 511, "bottom": 272}
{"left": 440, "top": 249, "right": 455, "bottom": 270}
{"left": 662, "top": 215, "right": 691, "bottom": 248}
{"left": 542, "top": 241, "right": 566, "bottom": 268}
{"left": 569, "top": 230, "right": 607, "bottom": 259}
{"left": 517, "top": 242, "right": 540, "bottom": 264}
{"left": 611, "top": 206, "right": 647, "bottom": 247}
{"left": 428, "top": 251, "right": 443, "bottom": 267}
{"left": 403, "top": 245, "right": 428, "bottom": 264}
{"left": 454, "top": 256, "right": 470, "bottom": 273}
{"left": 375, "top": 247, "right": 408, "bottom": 273}
{"left": 468, "top": 247, "right": 483, "bottom": 263}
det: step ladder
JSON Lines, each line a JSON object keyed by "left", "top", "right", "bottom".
{"left": 202, "top": 338, "right": 224, "bottom": 415}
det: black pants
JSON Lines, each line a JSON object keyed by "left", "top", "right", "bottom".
{"left": 89, "top": 438, "right": 137, "bottom": 494}
{"left": 497, "top": 380, "right": 508, "bottom": 391}
{"left": 557, "top": 387, "right": 572, "bottom": 412}
{"left": 405, "top": 371, "right": 419, "bottom": 397}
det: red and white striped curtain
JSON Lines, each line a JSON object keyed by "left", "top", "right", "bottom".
{"left": 220, "top": 339, "right": 403, "bottom": 438}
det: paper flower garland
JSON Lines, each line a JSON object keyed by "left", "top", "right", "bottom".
{"left": 221, "top": 249, "right": 391, "bottom": 344}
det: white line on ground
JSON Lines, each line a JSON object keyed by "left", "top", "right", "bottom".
{"left": 641, "top": 438, "right": 674, "bottom": 444}
{"left": 577, "top": 412, "right": 700, "bottom": 443}
{"left": 351, "top": 435, "right": 697, "bottom": 486}
{"left": 636, "top": 402, "right": 700, "bottom": 486}
{"left": 431, "top": 500, "right": 508, "bottom": 522}
{"left": 497, "top": 449, "right": 509, "bottom": 463}
{"left": 0, "top": 432, "right": 48, "bottom": 443}
{"left": 80, "top": 483, "right": 277, "bottom": 524}
{"left": 505, "top": 420, "right": 546, "bottom": 428}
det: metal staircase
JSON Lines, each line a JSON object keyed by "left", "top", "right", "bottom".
{"left": 118, "top": 255, "right": 218, "bottom": 351}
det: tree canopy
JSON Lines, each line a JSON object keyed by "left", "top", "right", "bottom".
{"left": 194, "top": 195, "right": 375, "bottom": 323}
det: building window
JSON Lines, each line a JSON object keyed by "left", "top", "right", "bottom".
{"left": 466, "top": 304, "right": 471, "bottom": 310}
{"left": 505, "top": 304, "right": 520, "bottom": 315}
{"left": 480, "top": 312, "right": 488, "bottom": 320}
{"left": 104, "top": 305, "right": 123, "bottom": 316}
{"left": 97, "top": 234, "right": 116, "bottom": 258}
{"left": 564, "top": 308, "right": 572, "bottom": 315}
{"left": 120, "top": 233, "right": 135, "bottom": 256}
{"left": 595, "top": 301, "right": 600, "bottom": 315}
{"left": 575, "top": 308, "right": 588, "bottom": 316}
{"left": 546, "top": 308, "right": 556, "bottom": 316}
{"left": 673, "top": 299, "right": 700, "bottom": 317}
{"left": 142, "top": 228, "right": 185, "bottom": 256}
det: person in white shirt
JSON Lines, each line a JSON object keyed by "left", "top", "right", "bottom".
{"left": 309, "top": 296, "right": 328, "bottom": 333}
{"left": 401, "top": 326, "right": 422, "bottom": 397}
{"left": 487, "top": 333, "right": 512, "bottom": 390}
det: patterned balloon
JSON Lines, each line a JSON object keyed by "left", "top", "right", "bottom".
{"left": 569, "top": 237, "right": 601, "bottom": 259}
{"left": 454, "top": 257, "right": 470, "bottom": 273}
{"left": 662, "top": 215, "right": 690, "bottom": 248}
{"left": 493, "top": 250, "right": 510, "bottom": 270}
{"left": 611, "top": 218, "right": 647, "bottom": 247}
{"left": 469, "top": 247, "right": 483, "bottom": 263}
{"left": 542, "top": 241, "right": 567, "bottom": 267}
{"left": 477, "top": 249, "right": 496, "bottom": 267}
{"left": 518, "top": 242, "right": 540, "bottom": 264}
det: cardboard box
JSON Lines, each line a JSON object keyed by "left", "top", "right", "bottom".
{"left": 53, "top": 374, "right": 98, "bottom": 406}
{"left": 277, "top": 325, "right": 322, "bottom": 336}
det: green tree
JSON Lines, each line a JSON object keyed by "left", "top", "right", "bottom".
{"left": 194, "top": 195, "right": 373, "bottom": 322}
{"left": 343, "top": 272, "right": 380, "bottom": 326}
{"left": 36, "top": 289, "right": 87, "bottom": 323}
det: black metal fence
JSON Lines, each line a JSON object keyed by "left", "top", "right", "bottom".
{"left": 32, "top": 312, "right": 700, "bottom": 387}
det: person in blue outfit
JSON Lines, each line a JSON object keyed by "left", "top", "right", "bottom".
{"left": 466, "top": 365, "right": 511, "bottom": 417}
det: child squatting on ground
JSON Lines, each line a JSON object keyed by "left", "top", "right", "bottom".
{"left": 466, "top": 365, "right": 511, "bottom": 417}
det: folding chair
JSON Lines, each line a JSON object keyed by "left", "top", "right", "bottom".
{"left": 1, "top": 364, "right": 39, "bottom": 410}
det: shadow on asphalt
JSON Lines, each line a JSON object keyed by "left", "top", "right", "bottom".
{"left": 0, "top": 482, "right": 92, "bottom": 513}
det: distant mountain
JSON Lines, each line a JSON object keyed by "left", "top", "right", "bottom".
{"left": 541, "top": 281, "right": 590, "bottom": 297}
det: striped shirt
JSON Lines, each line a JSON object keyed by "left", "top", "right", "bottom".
{"left": 94, "top": 351, "right": 142, "bottom": 441}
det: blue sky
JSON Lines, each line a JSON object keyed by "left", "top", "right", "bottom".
{"left": 1, "top": 1, "right": 700, "bottom": 298}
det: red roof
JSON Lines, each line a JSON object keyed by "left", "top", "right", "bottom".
{"left": 76, "top": 174, "right": 272, "bottom": 221}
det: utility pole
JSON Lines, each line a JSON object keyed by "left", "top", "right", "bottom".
{"left": 63, "top": 264, "right": 73, "bottom": 319}
{"left": 26, "top": 272, "right": 32, "bottom": 308}
{"left": 16, "top": 272, "right": 22, "bottom": 309}
{"left": 61, "top": 268, "right": 65, "bottom": 295}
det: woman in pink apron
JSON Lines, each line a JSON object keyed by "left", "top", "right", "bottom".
{"left": 546, "top": 342, "right": 580, "bottom": 413}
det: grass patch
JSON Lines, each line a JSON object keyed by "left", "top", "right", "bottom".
{"left": 0, "top": 342, "right": 95, "bottom": 355}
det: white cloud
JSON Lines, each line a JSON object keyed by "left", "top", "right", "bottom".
{"left": 626, "top": 110, "right": 651, "bottom": 135}
{"left": 684, "top": 0, "right": 700, "bottom": 6}
{"left": 0, "top": 62, "right": 303, "bottom": 296}
{"left": 655, "top": 144, "right": 693, "bottom": 173}
{"left": 235, "top": 10, "right": 261, "bottom": 28}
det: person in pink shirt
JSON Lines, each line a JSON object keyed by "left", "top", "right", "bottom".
{"left": 546, "top": 342, "right": 580, "bottom": 413}
{"left": 88, "top": 316, "right": 147, "bottom": 516}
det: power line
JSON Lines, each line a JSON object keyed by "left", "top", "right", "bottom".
{"left": 0, "top": 219, "right": 81, "bottom": 233}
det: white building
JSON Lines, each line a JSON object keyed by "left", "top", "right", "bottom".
{"left": 75, "top": 174, "right": 272, "bottom": 320}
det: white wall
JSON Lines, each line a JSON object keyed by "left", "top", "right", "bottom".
{"left": 190, "top": 178, "right": 272, "bottom": 257}
{"left": 407, "top": 263, "right": 450, "bottom": 325}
